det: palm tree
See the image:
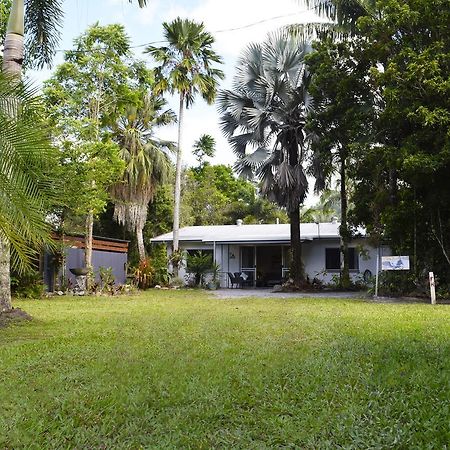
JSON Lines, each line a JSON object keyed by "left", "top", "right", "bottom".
{"left": 218, "top": 31, "right": 313, "bottom": 287}
{"left": 2, "top": 0, "right": 148, "bottom": 74}
{"left": 145, "top": 18, "right": 224, "bottom": 275}
{"left": 288, "top": 0, "right": 377, "bottom": 41}
{"left": 0, "top": 74, "right": 56, "bottom": 311}
{"left": 110, "top": 92, "right": 176, "bottom": 262}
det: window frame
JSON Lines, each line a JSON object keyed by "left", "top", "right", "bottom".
{"left": 325, "top": 247, "right": 359, "bottom": 272}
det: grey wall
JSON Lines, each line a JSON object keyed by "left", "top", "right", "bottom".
{"left": 66, "top": 248, "right": 127, "bottom": 286}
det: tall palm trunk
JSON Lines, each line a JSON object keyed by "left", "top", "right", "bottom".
{"left": 288, "top": 142, "right": 305, "bottom": 287}
{"left": 0, "top": 239, "right": 11, "bottom": 312}
{"left": 1, "top": 0, "right": 24, "bottom": 312}
{"left": 2, "top": 0, "right": 24, "bottom": 77}
{"left": 136, "top": 225, "right": 146, "bottom": 262}
{"left": 172, "top": 93, "right": 185, "bottom": 276}
{"left": 290, "top": 207, "right": 304, "bottom": 286}
{"left": 340, "top": 156, "right": 351, "bottom": 289}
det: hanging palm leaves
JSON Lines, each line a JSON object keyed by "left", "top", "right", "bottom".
{"left": 110, "top": 92, "right": 176, "bottom": 261}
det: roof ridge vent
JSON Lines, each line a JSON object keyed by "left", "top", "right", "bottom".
{"left": 236, "top": 219, "right": 243, "bottom": 226}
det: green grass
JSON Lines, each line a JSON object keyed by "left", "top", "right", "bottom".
{"left": 0, "top": 292, "right": 449, "bottom": 449}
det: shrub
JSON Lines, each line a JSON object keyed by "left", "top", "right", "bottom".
{"left": 98, "top": 266, "right": 115, "bottom": 293}
{"left": 186, "top": 251, "right": 213, "bottom": 287}
{"left": 150, "top": 245, "right": 170, "bottom": 286}
{"left": 134, "top": 258, "right": 155, "bottom": 290}
{"left": 377, "top": 271, "right": 421, "bottom": 297}
{"left": 11, "top": 269, "right": 46, "bottom": 299}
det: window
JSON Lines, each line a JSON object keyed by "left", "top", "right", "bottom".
{"left": 325, "top": 248, "right": 340, "bottom": 270}
{"left": 241, "top": 247, "right": 255, "bottom": 268}
{"left": 325, "top": 248, "right": 359, "bottom": 271}
{"left": 348, "top": 248, "right": 359, "bottom": 270}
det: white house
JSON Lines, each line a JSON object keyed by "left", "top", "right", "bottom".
{"left": 151, "top": 220, "right": 388, "bottom": 288}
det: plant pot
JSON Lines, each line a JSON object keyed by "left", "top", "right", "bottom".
{"left": 69, "top": 267, "right": 89, "bottom": 276}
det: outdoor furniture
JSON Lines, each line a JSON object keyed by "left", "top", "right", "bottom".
{"left": 228, "top": 272, "right": 243, "bottom": 288}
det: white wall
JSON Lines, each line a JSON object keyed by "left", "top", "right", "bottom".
{"left": 173, "top": 239, "right": 389, "bottom": 287}
{"left": 303, "top": 239, "right": 390, "bottom": 284}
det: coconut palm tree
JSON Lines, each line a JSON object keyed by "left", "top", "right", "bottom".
{"left": 145, "top": 18, "right": 224, "bottom": 274}
{"left": 218, "top": 31, "right": 313, "bottom": 287}
{"left": 2, "top": 0, "right": 148, "bottom": 74}
{"left": 0, "top": 73, "right": 56, "bottom": 311}
{"left": 110, "top": 92, "right": 176, "bottom": 262}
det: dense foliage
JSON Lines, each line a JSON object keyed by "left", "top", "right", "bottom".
{"left": 307, "top": 0, "right": 450, "bottom": 292}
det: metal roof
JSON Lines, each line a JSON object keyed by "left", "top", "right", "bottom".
{"left": 151, "top": 222, "right": 365, "bottom": 245}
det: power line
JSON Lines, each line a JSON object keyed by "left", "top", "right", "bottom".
{"left": 55, "top": 5, "right": 318, "bottom": 53}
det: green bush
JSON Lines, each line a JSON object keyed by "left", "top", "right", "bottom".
{"left": 150, "top": 245, "right": 170, "bottom": 286}
{"left": 186, "top": 251, "right": 213, "bottom": 287}
{"left": 377, "top": 271, "right": 421, "bottom": 297}
{"left": 98, "top": 266, "right": 115, "bottom": 293}
{"left": 11, "top": 269, "right": 46, "bottom": 299}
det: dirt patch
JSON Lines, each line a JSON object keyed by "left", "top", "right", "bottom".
{"left": 0, "top": 308, "right": 32, "bottom": 328}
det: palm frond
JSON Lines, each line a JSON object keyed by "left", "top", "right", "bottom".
{"left": 0, "top": 74, "right": 57, "bottom": 271}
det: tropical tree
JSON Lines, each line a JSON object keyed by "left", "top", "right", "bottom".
{"left": 146, "top": 17, "right": 224, "bottom": 275}
{"left": 110, "top": 91, "right": 176, "bottom": 262}
{"left": 44, "top": 24, "right": 150, "bottom": 273}
{"left": 193, "top": 134, "right": 215, "bottom": 169}
{"left": 306, "top": 36, "right": 374, "bottom": 288}
{"left": 219, "top": 31, "right": 313, "bottom": 286}
{"left": 0, "top": 0, "right": 12, "bottom": 42}
{"left": 2, "top": 0, "right": 148, "bottom": 73}
{"left": 290, "top": 0, "right": 377, "bottom": 39}
{"left": 301, "top": 189, "right": 341, "bottom": 223}
{"left": 0, "top": 74, "right": 56, "bottom": 311}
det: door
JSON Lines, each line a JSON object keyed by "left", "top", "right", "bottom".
{"left": 256, "top": 246, "right": 282, "bottom": 287}
{"left": 240, "top": 246, "right": 256, "bottom": 286}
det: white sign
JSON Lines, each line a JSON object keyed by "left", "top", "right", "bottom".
{"left": 381, "top": 256, "right": 410, "bottom": 271}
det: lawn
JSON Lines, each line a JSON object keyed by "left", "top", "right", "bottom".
{"left": 0, "top": 291, "right": 449, "bottom": 449}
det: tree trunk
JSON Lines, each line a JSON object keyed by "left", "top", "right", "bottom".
{"left": 2, "top": 0, "right": 24, "bottom": 77}
{"left": 0, "top": 237, "right": 12, "bottom": 312}
{"left": 290, "top": 206, "right": 304, "bottom": 286}
{"left": 340, "top": 157, "right": 351, "bottom": 289}
{"left": 172, "top": 93, "right": 185, "bottom": 277}
{"left": 85, "top": 210, "right": 94, "bottom": 270}
{"left": 136, "top": 225, "right": 146, "bottom": 262}
{"left": 0, "top": 1, "right": 24, "bottom": 312}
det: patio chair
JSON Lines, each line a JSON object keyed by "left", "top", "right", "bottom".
{"left": 228, "top": 272, "right": 243, "bottom": 288}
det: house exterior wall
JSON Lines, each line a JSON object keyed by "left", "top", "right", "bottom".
{"left": 302, "top": 239, "right": 390, "bottom": 284}
{"left": 174, "top": 239, "right": 390, "bottom": 288}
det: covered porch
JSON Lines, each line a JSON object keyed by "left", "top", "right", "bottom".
{"left": 218, "top": 244, "right": 291, "bottom": 288}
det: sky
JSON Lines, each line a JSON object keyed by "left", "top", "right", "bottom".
{"left": 21, "top": 0, "right": 326, "bottom": 204}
